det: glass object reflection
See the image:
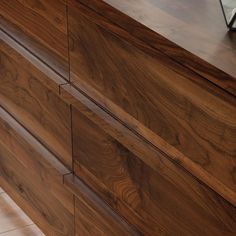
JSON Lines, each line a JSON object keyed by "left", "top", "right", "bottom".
{"left": 220, "top": 0, "right": 236, "bottom": 30}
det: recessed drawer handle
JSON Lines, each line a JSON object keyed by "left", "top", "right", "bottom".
{"left": 64, "top": 173, "right": 142, "bottom": 236}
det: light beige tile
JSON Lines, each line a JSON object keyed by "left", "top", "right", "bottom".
{"left": 0, "top": 187, "right": 4, "bottom": 194}
{"left": 0, "top": 225, "right": 44, "bottom": 236}
{"left": 0, "top": 193, "right": 33, "bottom": 233}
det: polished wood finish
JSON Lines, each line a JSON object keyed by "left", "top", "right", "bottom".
{"left": 64, "top": 174, "right": 140, "bottom": 236}
{"left": 0, "top": 108, "right": 74, "bottom": 236}
{"left": 75, "top": 0, "right": 236, "bottom": 95}
{"left": 59, "top": 84, "right": 236, "bottom": 235}
{"left": 0, "top": 0, "right": 69, "bottom": 79}
{"left": 67, "top": 7, "right": 236, "bottom": 205}
{"left": 0, "top": 32, "right": 72, "bottom": 169}
{"left": 104, "top": 0, "right": 236, "bottom": 78}
{"left": 1, "top": 1, "right": 236, "bottom": 235}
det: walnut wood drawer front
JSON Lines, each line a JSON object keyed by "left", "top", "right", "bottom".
{"left": 0, "top": 32, "right": 72, "bottom": 169}
{"left": 0, "top": 0, "right": 69, "bottom": 79}
{"left": 64, "top": 174, "right": 141, "bottom": 236}
{"left": 59, "top": 84, "right": 236, "bottom": 236}
{"left": 0, "top": 107, "right": 74, "bottom": 236}
{"left": 68, "top": 1, "right": 236, "bottom": 204}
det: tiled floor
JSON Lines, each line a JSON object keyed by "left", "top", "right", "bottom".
{"left": 0, "top": 187, "right": 44, "bottom": 236}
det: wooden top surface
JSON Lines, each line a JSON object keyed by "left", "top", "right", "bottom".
{"left": 80, "top": 0, "right": 236, "bottom": 95}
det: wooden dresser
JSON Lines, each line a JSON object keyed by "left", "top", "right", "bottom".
{"left": 0, "top": 0, "right": 236, "bottom": 235}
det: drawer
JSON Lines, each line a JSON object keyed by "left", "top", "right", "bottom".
{"left": 0, "top": 32, "right": 72, "bottom": 169}
{"left": 64, "top": 174, "right": 140, "bottom": 236}
{"left": 68, "top": 1, "right": 236, "bottom": 201}
{"left": 0, "top": 0, "right": 69, "bottom": 79}
{"left": 61, "top": 84, "right": 236, "bottom": 236}
{"left": 0, "top": 107, "right": 74, "bottom": 236}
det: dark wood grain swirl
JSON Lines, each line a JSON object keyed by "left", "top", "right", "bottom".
{"left": 0, "top": 107, "right": 74, "bottom": 236}
{"left": 64, "top": 174, "right": 141, "bottom": 236}
{"left": 67, "top": 7, "right": 236, "bottom": 204}
{"left": 0, "top": 0, "right": 69, "bottom": 79}
{"left": 59, "top": 83, "right": 236, "bottom": 236}
{"left": 0, "top": 34, "right": 72, "bottom": 169}
{"left": 75, "top": 0, "right": 236, "bottom": 95}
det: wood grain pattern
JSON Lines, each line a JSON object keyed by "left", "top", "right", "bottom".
{"left": 0, "top": 0, "right": 69, "bottom": 79}
{"left": 0, "top": 32, "right": 72, "bottom": 169}
{"left": 75, "top": 0, "right": 236, "bottom": 95}
{"left": 64, "top": 174, "right": 141, "bottom": 236}
{"left": 67, "top": 8, "right": 236, "bottom": 204}
{"left": 60, "top": 84, "right": 236, "bottom": 235}
{"left": 1, "top": 1, "right": 235, "bottom": 235}
{"left": 0, "top": 107, "right": 74, "bottom": 236}
{"left": 72, "top": 105, "right": 236, "bottom": 236}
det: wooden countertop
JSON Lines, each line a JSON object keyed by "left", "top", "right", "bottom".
{"left": 78, "top": 0, "right": 236, "bottom": 95}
